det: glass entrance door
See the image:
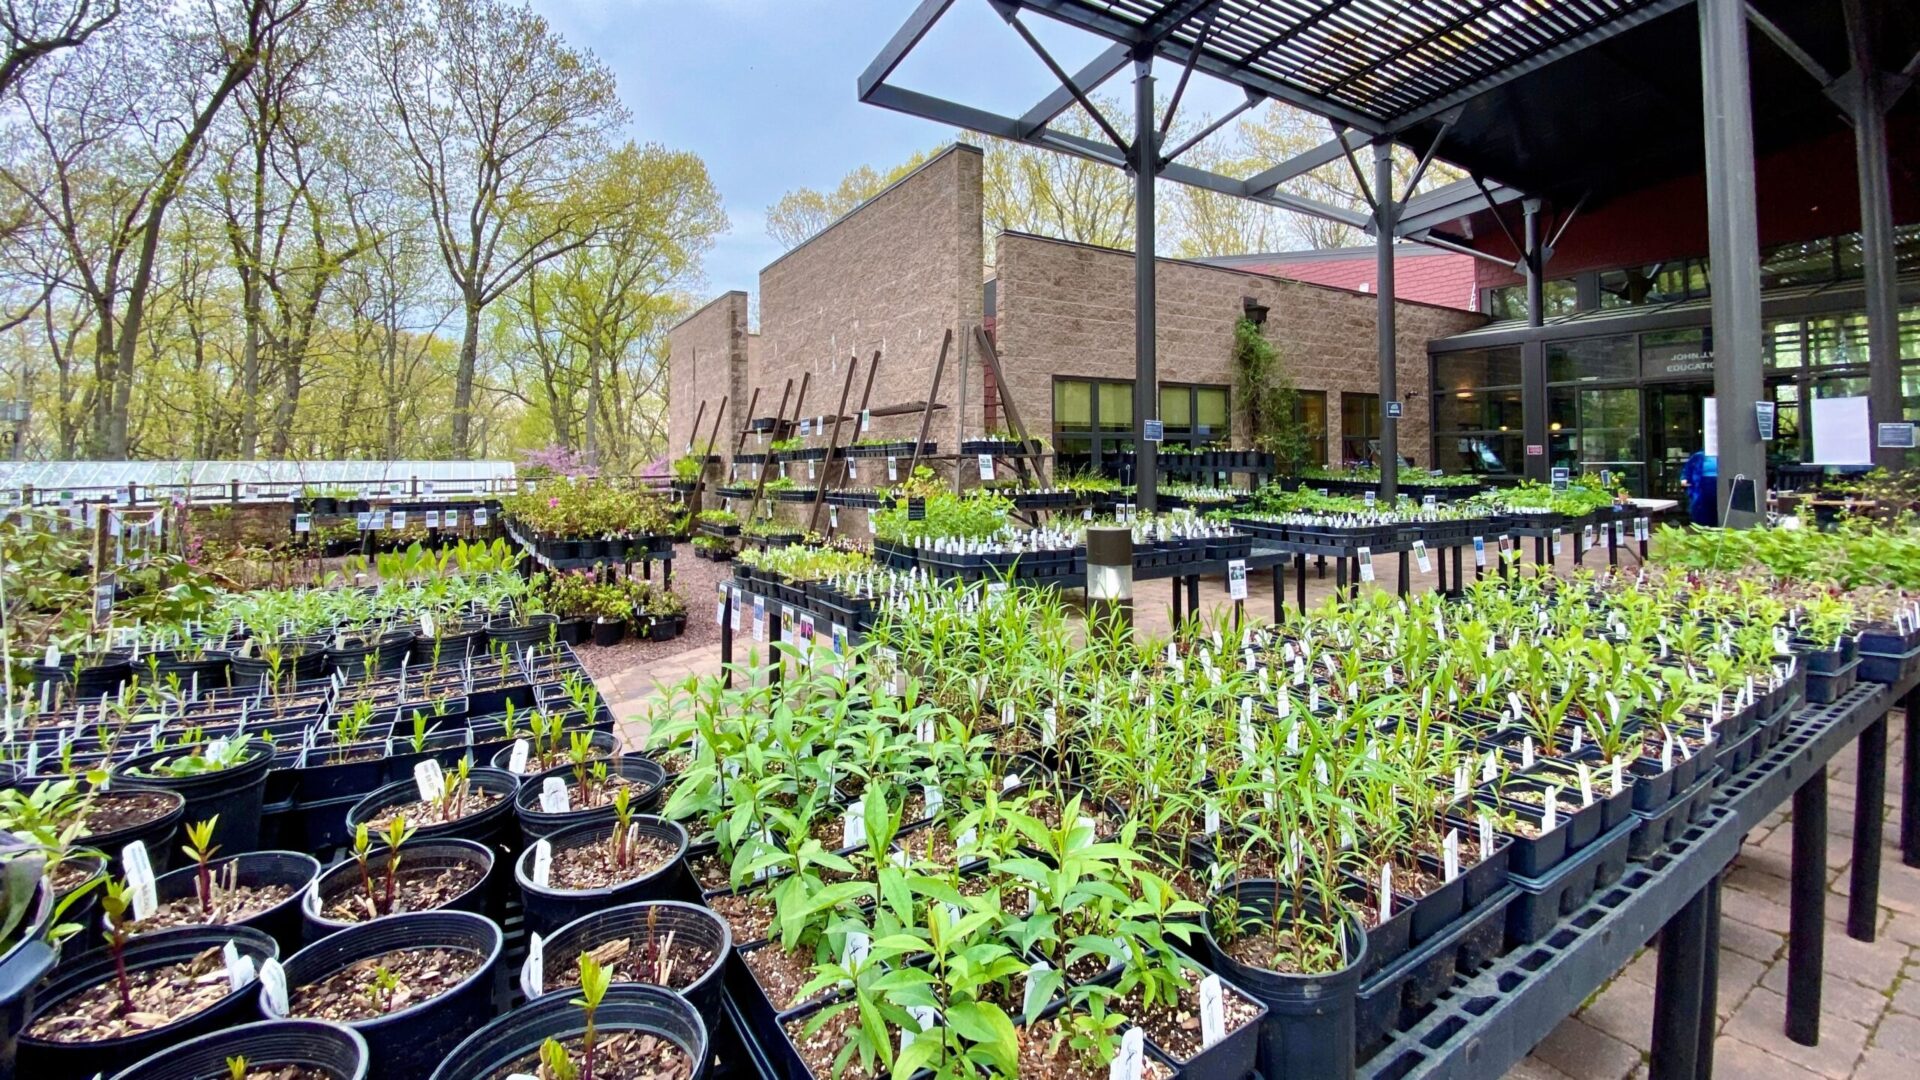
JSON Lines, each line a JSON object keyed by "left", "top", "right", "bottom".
{"left": 1575, "top": 387, "right": 1645, "bottom": 496}
{"left": 1646, "top": 384, "right": 1711, "bottom": 502}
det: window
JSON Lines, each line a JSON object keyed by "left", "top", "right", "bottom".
{"left": 1341, "top": 392, "right": 1382, "bottom": 465}
{"left": 1295, "top": 391, "right": 1328, "bottom": 467}
{"left": 1053, "top": 377, "right": 1134, "bottom": 475}
{"left": 1487, "top": 280, "right": 1578, "bottom": 320}
{"left": 1598, "top": 258, "right": 1709, "bottom": 307}
{"left": 1430, "top": 346, "right": 1523, "bottom": 476}
{"left": 1548, "top": 335, "right": 1636, "bottom": 384}
{"left": 1158, "top": 383, "right": 1230, "bottom": 447}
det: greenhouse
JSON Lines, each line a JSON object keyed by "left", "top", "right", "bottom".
{"left": 2, "top": 1, "right": 1919, "bottom": 1080}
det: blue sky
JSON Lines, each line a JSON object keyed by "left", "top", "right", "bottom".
{"left": 536, "top": 0, "right": 1245, "bottom": 296}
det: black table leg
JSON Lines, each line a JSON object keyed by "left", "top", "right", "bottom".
{"left": 1850, "top": 715, "right": 1888, "bottom": 941}
{"left": 1187, "top": 575, "right": 1199, "bottom": 622}
{"left": 1398, "top": 551, "right": 1410, "bottom": 597}
{"left": 1436, "top": 544, "right": 1447, "bottom": 593}
{"left": 1786, "top": 768, "right": 1828, "bottom": 1045}
{"left": 1697, "top": 873, "right": 1723, "bottom": 1078}
{"left": 1272, "top": 564, "right": 1284, "bottom": 623}
{"left": 1336, "top": 556, "right": 1348, "bottom": 597}
{"left": 1650, "top": 881, "right": 1710, "bottom": 1080}
{"left": 1903, "top": 686, "right": 1920, "bottom": 868}
{"left": 1296, "top": 554, "right": 1307, "bottom": 614}
{"left": 1172, "top": 576, "right": 1183, "bottom": 625}
{"left": 719, "top": 587, "right": 734, "bottom": 689}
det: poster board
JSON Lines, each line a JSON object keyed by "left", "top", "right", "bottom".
{"left": 1811, "top": 396, "right": 1872, "bottom": 465}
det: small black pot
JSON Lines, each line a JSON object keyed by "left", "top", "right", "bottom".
{"left": 79, "top": 788, "right": 187, "bottom": 878}
{"left": 343, "top": 768, "right": 520, "bottom": 854}
{"left": 300, "top": 839, "right": 497, "bottom": 944}
{"left": 274, "top": 911, "right": 502, "bottom": 1080}
{"left": 590, "top": 619, "right": 626, "bottom": 647}
{"left": 484, "top": 614, "right": 559, "bottom": 653}
{"left": 514, "top": 816, "right": 690, "bottom": 938}
{"left": 427, "top": 983, "right": 707, "bottom": 1080}
{"left": 142, "top": 852, "right": 320, "bottom": 956}
{"left": 18, "top": 925, "right": 279, "bottom": 1079}
{"left": 523, "top": 900, "right": 728, "bottom": 1024}
{"left": 105, "top": 1018, "right": 368, "bottom": 1080}
{"left": 1202, "top": 880, "right": 1368, "bottom": 1080}
{"left": 512, "top": 756, "right": 668, "bottom": 843}
{"left": 115, "top": 738, "right": 276, "bottom": 855}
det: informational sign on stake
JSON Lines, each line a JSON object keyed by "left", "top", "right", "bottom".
{"left": 1227, "top": 559, "right": 1248, "bottom": 600}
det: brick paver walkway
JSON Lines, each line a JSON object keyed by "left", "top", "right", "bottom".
{"left": 596, "top": 558, "right": 1920, "bottom": 1079}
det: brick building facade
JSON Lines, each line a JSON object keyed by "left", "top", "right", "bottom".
{"left": 668, "top": 141, "right": 1487, "bottom": 482}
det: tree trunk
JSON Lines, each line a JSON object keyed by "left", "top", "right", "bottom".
{"left": 452, "top": 292, "right": 480, "bottom": 456}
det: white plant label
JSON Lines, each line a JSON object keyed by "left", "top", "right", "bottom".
{"left": 508, "top": 738, "right": 530, "bottom": 775}
{"left": 1239, "top": 698, "right": 1257, "bottom": 759}
{"left": 539, "top": 776, "right": 570, "bottom": 813}
{"left": 923, "top": 785, "right": 942, "bottom": 819}
{"left": 977, "top": 454, "right": 994, "bottom": 481}
{"left": 1443, "top": 830, "right": 1461, "bottom": 882}
{"left": 1378, "top": 864, "right": 1393, "bottom": 920}
{"left": 531, "top": 840, "right": 553, "bottom": 887}
{"left": 1041, "top": 707, "right": 1057, "bottom": 746}
{"left": 887, "top": 456, "right": 899, "bottom": 482}
{"left": 1414, "top": 541, "right": 1431, "bottom": 573}
{"left": 1552, "top": 529, "right": 1564, "bottom": 556}
{"left": 1358, "top": 547, "right": 1376, "bottom": 582}
{"left": 1227, "top": 559, "right": 1248, "bottom": 600}
{"left": 1023, "top": 961, "right": 1053, "bottom": 1021}
{"left": 123, "top": 840, "right": 157, "bottom": 922}
{"left": 223, "top": 940, "right": 255, "bottom": 992}
{"left": 1110, "top": 1027, "right": 1145, "bottom": 1080}
{"left": 1479, "top": 815, "right": 1496, "bottom": 859}
{"left": 844, "top": 929, "right": 870, "bottom": 969}
{"left": 1521, "top": 735, "right": 1535, "bottom": 767}
{"left": 1199, "top": 973, "right": 1227, "bottom": 1048}
{"left": 1542, "top": 786, "right": 1559, "bottom": 830}
{"left": 260, "top": 958, "right": 290, "bottom": 1017}
{"left": 1204, "top": 801, "right": 1221, "bottom": 835}
{"left": 1578, "top": 762, "right": 1594, "bottom": 806}
{"left": 842, "top": 801, "right": 867, "bottom": 849}
{"left": 523, "top": 932, "right": 544, "bottom": 998}
{"left": 413, "top": 760, "right": 446, "bottom": 802}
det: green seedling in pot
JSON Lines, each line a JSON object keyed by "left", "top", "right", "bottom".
{"left": 181, "top": 816, "right": 220, "bottom": 917}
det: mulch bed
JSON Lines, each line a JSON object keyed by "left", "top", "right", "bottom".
{"left": 320, "top": 861, "right": 485, "bottom": 922}
{"left": 287, "top": 947, "right": 481, "bottom": 1023}
{"left": 27, "top": 946, "right": 235, "bottom": 1042}
{"left": 488, "top": 1029, "right": 693, "bottom": 1080}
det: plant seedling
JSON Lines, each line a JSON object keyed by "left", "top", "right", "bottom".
{"left": 382, "top": 816, "right": 415, "bottom": 915}
{"left": 538, "top": 1037, "right": 579, "bottom": 1080}
{"left": 226, "top": 1054, "right": 248, "bottom": 1080}
{"left": 182, "top": 816, "right": 221, "bottom": 917}
{"left": 572, "top": 952, "right": 613, "bottom": 1080}
{"left": 369, "top": 964, "right": 400, "bottom": 1014}
{"left": 100, "top": 877, "right": 135, "bottom": 1015}
{"left": 609, "top": 787, "right": 634, "bottom": 870}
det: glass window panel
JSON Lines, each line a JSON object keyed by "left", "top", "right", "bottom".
{"left": 1577, "top": 388, "right": 1639, "bottom": 470}
{"left": 1548, "top": 335, "right": 1636, "bottom": 383}
{"left": 1159, "top": 386, "right": 1189, "bottom": 428}
{"left": 1341, "top": 393, "right": 1380, "bottom": 464}
{"left": 1905, "top": 364, "right": 1920, "bottom": 423}
{"left": 1765, "top": 238, "right": 1836, "bottom": 288}
{"left": 1548, "top": 388, "right": 1578, "bottom": 432}
{"left": 1544, "top": 279, "right": 1579, "bottom": 316}
{"left": 1434, "top": 390, "right": 1482, "bottom": 432}
{"left": 1434, "top": 347, "right": 1522, "bottom": 392}
{"left": 1295, "top": 391, "right": 1328, "bottom": 467}
{"left": 1807, "top": 315, "right": 1869, "bottom": 366}
{"left": 1055, "top": 380, "right": 1091, "bottom": 428}
{"left": 1195, "top": 387, "right": 1228, "bottom": 431}
{"left": 1766, "top": 320, "right": 1803, "bottom": 369}
{"left": 1640, "top": 330, "right": 1714, "bottom": 381}
{"left": 1097, "top": 382, "right": 1133, "bottom": 432}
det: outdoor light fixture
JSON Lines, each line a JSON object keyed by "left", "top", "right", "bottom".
{"left": 1085, "top": 525, "right": 1133, "bottom": 633}
{"left": 1242, "top": 297, "right": 1270, "bottom": 326}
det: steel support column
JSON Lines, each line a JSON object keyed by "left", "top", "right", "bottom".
{"left": 1374, "top": 142, "right": 1399, "bottom": 499}
{"left": 1133, "top": 53, "right": 1159, "bottom": 513}
{"left": 1699, "top": 0, "right": 1766, "bottom": 529}
{"left": 1845, "top": 67, "right": 1906, "bottom": 469}
{"left": 1522, "top": 201, "right": 1550, "bottom": 483}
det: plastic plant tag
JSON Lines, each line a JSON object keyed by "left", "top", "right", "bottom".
{"left": 540, "top": 776, "right": 569, "bottom": 813}
{"left": 1542, "top": 787, "right": 1559, "bottom": 830}
{"left": 1443, "top": 830, "right": 1461, "bottom": 882}
{"left": 842, "top": 800, "right": 867, "bottom": 849}
{"left": 1204, "top": 801, "right": 1221, "bottom": 835}
{"left": 1552, "top": 529, "right": 1564, "bottom": 555}
{"left": 1358, "top": 547, "right": 1375, "bottom": 582}
{"left": 845, "top": 929, "right": 870, "bottom": 969}
{"left": 1578, "top": 762, "right": 1594, "bottom": 806}
{"left": 1521, "top": 735, "right": 1535, "bottom": 767}
{"left": 522, "top": 932, "right": 544, "bottom": 999}
{"left": 1570, "top": 724, "right": 1583, "bottom": 752}
{"left": 902, "top": 1005, "right": 939, "bottom": 1054}
{"left": 1611, "top": 756, "right": 1625, "bottom": 793}
{"left": 1001, "top": 700, "right": 1015, "bottom": 728}
{"left": 1110, "top": 1027, "right": 1145, "bottom": 1080}
{"left": 1199, "top": 973, "right": 1227, "bottom": 1048}
{"left": 977, "top": 454, "right": 993, "bottom": 480}
{"left": 508, "top": 739, "right": 530, "bottom": 775}
{"left": 1478, "top": 815, "right": 1496, "bottom": 859}
{"left": 1238, "top": 699, "right": 1257, "bottom": 759}
{"left": 260, "top": 958, "right": 290, "bottom": 1017}
{"left": 1023, "top": 962, "right": 1055, "bottom": 1024}
{"left": 123, "top": 840, "right": 157, "bottom": 922}
{"left": 1414, "top": 541, "right": 1431, "bottom": 573}
{"left": 1453, "top": 764, "right": 1469, "bottom": 799}
{"left": 1041, "top": 707, "right": 1057, "bottom": 745}
{"left": 531, "top": 840, "right": 553, "bottom": 887}
{"left": 923, "top": 785, "right": 942, "bottom": 819}
{"left": 414, "top": 760, "right": 446, "bottom": 802}
{"left": 1378, "top": 865, "right": 1393, "bottom": 920}
{"left": 1262, "top": 766, "right": 1276, "bottom": 809}
{"left": 223, "top": 940, "right": 256, "bottom": 992}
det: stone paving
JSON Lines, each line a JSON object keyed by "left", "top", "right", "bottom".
{"left": 594, "top": 557, "right": 1920, "bottom": 1080}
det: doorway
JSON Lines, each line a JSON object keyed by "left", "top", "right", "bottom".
{"left": 1646, "top": 383, "right": 1710, "bottom": 502}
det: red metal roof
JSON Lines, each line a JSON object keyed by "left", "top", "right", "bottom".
{"left": 1212, "top": 247, "right": 1481, "bottom": 311}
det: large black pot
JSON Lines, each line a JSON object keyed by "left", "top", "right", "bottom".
{"left": 140, "top": 852, "right": 320, "bottom": 956}
{"left": 230, "top": 647, "right": 325, "bottom": 690}
{"left": 427, "top": 984, "right": 708, "bottom": 1080}
{"left": 1201, "top": 879, "right": 1368, "bottom": 1080}
{"left": 274, "top": 911, "right": 501, "bottom": 1080}
{"left": 78, "top": 788, "right": 187, "bottom": 878}
{"left": 300, "top": 839, "right": 496, "bottom": 945}
{"left": 149, "top": 653, "right": 231, "bottom": 694}
{"left": 484, "top": 614, "right": 559, "bottom": 653}
{"left": 17, "top": 925, "right": 278, "bottom": 1079}
{"left": 513, "top": 816, "right": 689, "bottom": 938}
{"left": 343, "top": 768, "right": 520, "bottom": 854}
{"left": 512, "top": 756, "right": 667, "bottom": 844}
{"left": 114, "top": 738, "right": 276, "bottom": 856}
{"left": 106, "top": 1018, "right": 368, "bottom": 1080}
{"left": 525, "top": 901, "right": 728, "bottom": 1025}
{"left": 0, "top": 876, "right": 54, "bottom": 1078}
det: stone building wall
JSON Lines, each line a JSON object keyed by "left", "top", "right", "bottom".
{"left": 666, "top": 291, "right": 752, "bottom": 458}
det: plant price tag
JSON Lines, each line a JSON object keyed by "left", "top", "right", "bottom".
{"left": 1413, "top": 540, "right": 1431, "bottom": 573}
{"left": 1199, "top": 973, "right": 1227, "bottom": 1048}
{"left": 1443, "top": 830, "right": 1461, "bottom": 882}
{"left": 1578, "top": 762, "right": 1594, "bottom": 806}
{"left": 521, "top": 932, "right": 544, "bottom": 998}
{"left": 123, "top": 840, "right": 157, "bottom": 921}
{"left": 508, "top": 738, "right": 530, "bottom": 775}
{"left": 1542, "top": 786, "right": 1559, "bottom": 830}
{"left": 752, "top": 596, "right": 766, "bottom": 642}
{"left": 475, "top": 508, "right": 489, "bottom": 527}
{"left": 1551, "top": 528, "right": 1564, "bottom": 556}
{"left": 1472, "top": 536, "right": 1487, "bottom": 566}
{"left": 392, "top": 510, "right": 407, "bottom": 530}
{"left": 1227, "top": 559, "right": 1247, "bottom": 600}
{"left": 887, "top": 456, "right": 899, "bottom": 482}
{"left": 843, "top": 800, "right": 867, "bottom": 849}
{"left": 977, "top": 453, "right": 994, "bottom": 481}
{"left": 294, "top": 513, "right": 311, "bottom": 533}
{"left": 539, "top": 777, "right": 569, "bottom": 813}
{"left": 260, "top": 958, "right": 290, "bottom": 1017}
{"left": 1358, "top": 547, "right": 1375, "bottom": 582}
{"left": 414, "top": 760, "right": 446, "bottom": 802}
{"left": 531, "top": 840, "right": 553, "bottom": 887}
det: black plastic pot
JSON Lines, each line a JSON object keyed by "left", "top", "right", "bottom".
{"left": 0, "top": 877, "right": 53, "bottom": 1078}
{"left": 1144, "top": 970, "right": 1267, "bottom": 1080}
{"left": 487, "top": 727, "right": 619, "bottom": 775}
{"left": 80, "top": 788, "right": 187, "bottom": 878}
{"left": 373, "top": 630, "right": 415, "bottom": 673}
{"left": 526, "top": 900, "right": 728, "bottom": 1024}
{"left": 411, "top": 629, "right": 483, "bottom": 666}
{"left": 485, "top": 614, "right": 559, "bottom": 653}
{"left": 514, "top": 816, "right": 689, "bottom": 937}
{"left": 344, "top": 768, "right": 520, "bottom": 854}
{"left": 590, "top": 619, "right": 626, "bottom": 647}
{"left": 137, "top": 852, "right": 318, "bottom": 956}
{"left": 300, "top": 839, "right": 497, "bottom": 944}
{"left": 512, "top": 756, "right": 668, "bottom": 843}
{"left": 1202, "top": 880, "right": 1368, "bottom": 1080}
{"left": 18, "top": 925, "right": 278, "bottom": 1079}
{"left": 150, "top": 653, "right": 230, "bottom": 692}
{"left": 428, "top": 983, "right": 707, "bottom": 1080}
{"left": 275, "top": 911, "right": 502, "bottom": 1080}
{"left": 106, "top": 1018, "right": 368, "bottom": 1080}
{"left": 230, "top": 647, "right": 326, "bottom": 690}
{"left": 115, "top": 738, "right": 276, "bottom": 855}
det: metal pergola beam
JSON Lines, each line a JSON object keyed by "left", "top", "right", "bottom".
{"left": 1015, "top": 42, "right": 1131, "bottom": 137}
{"left": 1241, "top": 128, "right": 1370, "bottom": 198}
